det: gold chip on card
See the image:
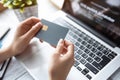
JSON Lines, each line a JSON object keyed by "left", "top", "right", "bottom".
{"left": 42, "top": 25, "right": 48, "bottom": 31}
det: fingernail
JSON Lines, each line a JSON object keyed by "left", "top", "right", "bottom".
{"left": 35, "top": 22, "right": 42, "bottom": 28}
{"left": 38, "top": 22, "right": 42, "bottom": 26}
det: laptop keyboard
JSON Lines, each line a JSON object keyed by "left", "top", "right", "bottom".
{"left": 53, "top": 18, "right": 117, "bottom": 80}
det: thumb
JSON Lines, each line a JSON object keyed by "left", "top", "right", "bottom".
{"left": 24, "top": 22, "right": 42, "bottom": 40}
{"left": 55, "top": 39, "right": 64, "bottom": 54}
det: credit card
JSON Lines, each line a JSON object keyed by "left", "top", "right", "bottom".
{"left": 36, "top": 19, "right": 69, "bottom": 46}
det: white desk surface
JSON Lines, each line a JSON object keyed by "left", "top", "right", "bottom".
{"left": 0, "top": 0, "right": 120, "bottom": 80}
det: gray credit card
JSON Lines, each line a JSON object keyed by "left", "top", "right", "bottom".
{"left": 36, "top": 19, "right": 69, "bottom": 46}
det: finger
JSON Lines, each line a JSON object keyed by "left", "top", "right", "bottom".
{"left": 55, "top": 39, "right": 64, "bottom": 54}
{"left": 21, "top": 17, "right": 40, "bottom": 28}
{"left": 24, "top": 22, "right": 42, "bottom": 40}
{"left": 67, "top": 44, "right": 74, "bottom": 55}
{"left": 64, "top": 40, "right": 73, "bottom": 47}
{"left": 64, "top": 40, "right": 74, "bottom": 58}
{"left": 22, "top": 17, "right": 40, "bottom": 24}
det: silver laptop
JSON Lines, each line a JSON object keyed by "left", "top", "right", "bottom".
{"left": 17, "top": 0, "right": 120, "bottom": 80}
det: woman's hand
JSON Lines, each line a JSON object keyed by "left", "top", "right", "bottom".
{"left": 10, "top": 17, "right": 42, "bottom": 56}
{"left": 49, "top": 39, "right": 74, "bottom": 80}
{"left": 0, "top": 17, "right": 42, "bottom": 63}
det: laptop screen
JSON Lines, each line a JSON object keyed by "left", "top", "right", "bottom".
{"left": 62, "top": 0, "right": 120, "bottom": 46}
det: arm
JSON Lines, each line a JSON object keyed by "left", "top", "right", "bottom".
{"left": 0, "top": 17, "right": 42, "bottom": 63}
{"left": 49, "top": 39, "right": 74, "bottom": 80}
{"left": 0, "top": 46, "right": 13, "bottom": 63}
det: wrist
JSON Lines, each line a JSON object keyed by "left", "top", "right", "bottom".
{"left": 7, "top": 44, "right": 15, "bottom": 56}
{"left": 8, "top": 42, "right": 19, "bottom": 56}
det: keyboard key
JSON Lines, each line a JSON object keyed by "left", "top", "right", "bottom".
{"left": 111, "top": 52, "right": 117, "bottom": 56}
{"left": 108, "top": 54, "right": 115, "bottom": 59}
{"left": 86, "top": 74, "right": 92, "bottom": 80}
{"left": 77, "top": 66, "right": 82, "bottom": 71}
{"left": 81, "top": 68, "right": 89, "bottom": 75}
{"left": 97, "top": 46, "right": 104, "bottom": 51}
{"left": 80, "top": 58, "right": 87, "bottom": 65}
{"left": 100, "top": 56, "right": 111, "bottom": 67}
{"left": 69, "top": 38, "right": 76, "bottom": 44}
{"left": 83, "top": 36, "right": 89, "bottom": 41}
{"left": 68, "top": 31, "right": 74, "bottom": 36}
{"left": 81, "top": 41, "right": 87, "bottom": 45}
{"left": 75, "top": 54, "right": 81, "bottom": 60}
{"left": 92, "top": 61, "right": 103, "bottom": 70}
{"left": 102, "top": 49, "right": 109, "bottom": 55}
{"left": 85, "top": 63, "right": 99, "bottom": 74}
{"left": 86, "top": 44, "right": 92, "bottom": 49}
{"left": 79, "top": 33, "right": 84, "bottom": 38}
{"left": 93, "top": 41, "right": 99, "bottom": 47}
{"left": 74, "top": 52, "right": 78, "bottom": 55}
{"left": 79, "top": 45, "right": 85, "bottom": 50}
{"left": 84, "top": 48, "right": 90, "bottom": 54}
{"left": 74, "top": 46, "right": 79, "bottom": 51}
{"left": 87, "top": 38, "right": 94, "bottom": 44}
{"left": 87, "top": 57, "right": 93, "bottom": 63}
{"left": 75, "top": 42, "right": 80, "bottom": 46}
{"left": 77, "top": 38, "right": 82, "bottom": 42}
{"left": 82, "top": 53, "right": 88, "bottom": 59}
{"left": 94, "top": 56, "right": 101, "bottom": 62}
{"left": 96, "top": 52, "right": 103, "bottom": 57}
{"left": 77, "top": 50, "right": 83, "bottom": 55}
{"left": 89, "top": 52, "right": 96, "bottom": 58}
{"left": 73, "top": 34, "right": 78, "bottom": 39}
{"left": 66, "top": 36, "right": 71, "bottom": 41}
{"left": 74, "top": 60, "right": 80, "bottom": 67}
{"left": 91, "top": 47, "right": 97, "bottom": 53}
{"left": 74, "top": 29, "right": 81, "bottom": 35}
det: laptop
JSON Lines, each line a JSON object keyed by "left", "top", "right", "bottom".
{"left": 17, "top": 0, "right": 120, "bottom": 80}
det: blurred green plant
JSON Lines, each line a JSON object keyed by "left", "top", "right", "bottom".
{"left": 1, "top": 0, "right": 37, "bottom": 13}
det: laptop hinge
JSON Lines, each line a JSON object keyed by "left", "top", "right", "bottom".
{"left": 66, "top": 14, "right": 116, "bottom": 48}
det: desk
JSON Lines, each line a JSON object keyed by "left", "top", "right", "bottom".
{"left": 0, "top": 0, "right": 120, "bottom": 80}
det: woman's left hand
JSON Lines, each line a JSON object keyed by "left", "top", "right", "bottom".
{"left": 10, "top": 17, "right": 42, "bottom": 56}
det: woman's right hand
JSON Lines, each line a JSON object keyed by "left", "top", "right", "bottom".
{"left": 49, "top": 39, "right": 74, "bottom": 80}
